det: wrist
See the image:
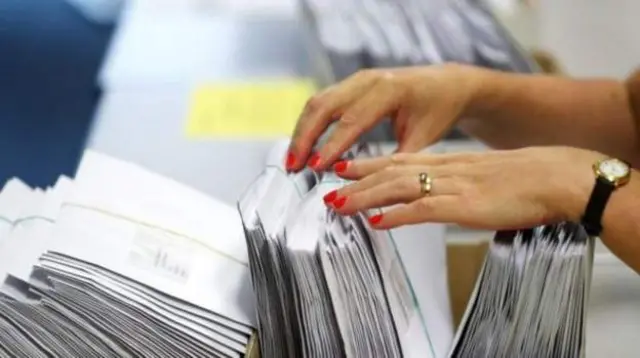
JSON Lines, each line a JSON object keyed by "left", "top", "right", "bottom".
{"left": 561, "top": 173, "right": 595, "bottom": 224}
{"left": 543, "top": 150, "right": 606, "bottom": 224}
{"left": 438, "top": 64, "right": 492, "bottom": 118}
{"left": 460, "top": 66, "right": 510, "bottom": 119}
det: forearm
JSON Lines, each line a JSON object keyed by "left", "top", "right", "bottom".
{"left": 590, "top": 172, "right": 640, "bottom": 274}
{"left": 459, "top": 67, "right": 640, "bottom": 166}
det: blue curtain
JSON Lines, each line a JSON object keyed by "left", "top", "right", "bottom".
{"left": 0, "top": 0, "right": 114, "bottom": 188}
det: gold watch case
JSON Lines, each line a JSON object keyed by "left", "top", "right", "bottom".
{"left": 593, "top": 158, "right": 631, "bottom": 187}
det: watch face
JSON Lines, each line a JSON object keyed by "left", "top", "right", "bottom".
{"left": 598, "top": 159, "right": 630, "bottom": 180}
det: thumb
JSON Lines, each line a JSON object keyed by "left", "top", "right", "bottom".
{"left": 396, "top": 113, "right": 457, "bottom": 153}
{"left": 396, "top": 136, "right": 426, "bottom": 153}
{"left": 395, "top": 115, "right": 435, "bottom": 153}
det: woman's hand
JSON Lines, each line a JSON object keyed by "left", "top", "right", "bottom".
{"left": 286, "top": 64, "right": 485, "bottom": 172}
{"left": 323, "top": 147, "right": 604, "bottom": 230}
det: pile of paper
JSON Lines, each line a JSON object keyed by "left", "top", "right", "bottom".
{"left": 0, "top": 151, "right": 256, "bottom": 357}
{"left": 239, "top": 142, "right": 454, "bottom": 358}
{"left": 300, "top": 0, "right": 538, "bottom": 82}
{"left": 451, "top": 224, "right": 593, "bottom": 357}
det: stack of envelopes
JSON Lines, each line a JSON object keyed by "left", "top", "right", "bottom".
{"left": 240, "top": 142, "right": 595, "bottom": 358}
{"left": 299, "top": 0, "right": 539, "bottom": 81}
{"left": 239, "top": 142, "right": 455, "bottom": 358}
{"left": 0, "top": 150, "right": 257, "bottom": 357}
{"left": 450, "top": 224, "right": 593, "bottom": 357}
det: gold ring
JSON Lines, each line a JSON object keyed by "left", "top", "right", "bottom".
{"left": 419, "top": 172, "right": 432, "bottom": 195}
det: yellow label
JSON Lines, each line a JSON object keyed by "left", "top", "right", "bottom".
{"left": 186, "top": 79, "right": 316, "bottom": 138}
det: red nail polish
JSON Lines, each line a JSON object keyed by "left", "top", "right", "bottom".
{"left": 333, "top": 160, "right": 348, "bottom": 173}
{"left": 333, "top": 196, "right": 347, "bottom": 209}
{"left": 285, "top": 151, "right": 296, "bottom": 170}
{"left": 368, "top": 214, "right": 383, "bottom": 225}
{"left": 308, "top": 153, "right": 321, "bottom": 169}
{"left": 323, "top": 190, "right": 338, "bottom": 204}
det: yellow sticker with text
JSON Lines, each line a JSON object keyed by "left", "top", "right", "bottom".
{"left": 186, "top": 79, "right": 316, "bottom": 138}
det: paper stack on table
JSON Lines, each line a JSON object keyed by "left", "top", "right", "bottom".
{"left": 0, "top": 150, "right": 256, "bottom": 357}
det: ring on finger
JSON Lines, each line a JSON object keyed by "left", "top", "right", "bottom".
{"left": 418, "top": 172, "right": 433, "bottom": 195}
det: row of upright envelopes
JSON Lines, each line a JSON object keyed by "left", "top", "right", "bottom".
{"left": 451, "top": 225, "right": 593, "bottom": 357}
{"left": 238, "top": 141, "right": 594, "bottom": 358}
{"left": 239, "top": 142, "right": 453, "bottom": 358}
{"left": 300, "top": 0, "right": 538, "bottom": 81}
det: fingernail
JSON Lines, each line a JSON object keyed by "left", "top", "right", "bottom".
{"left": 333, "top": 196, "right": 347, "bottom": 209}
{"left": 368, "top": 214, "right": 383, "bottom": 225}
{"left": 308, "top": 153, "right": 321, "bottom": 169}
{"left": 333, "top": 160, "right": 348, "bottom": 173}
{"left": 285, "top": 151, "right": 296, "bottom": 170}
{"left": 323, "top": 190, "right": 338, "bottom": 204}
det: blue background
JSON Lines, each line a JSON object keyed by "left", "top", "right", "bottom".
{"left": 0, "top": 0, "right": 114, "bottom": 188}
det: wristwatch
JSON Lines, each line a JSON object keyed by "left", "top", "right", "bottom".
{"left": 581, "top": 158, "right": 631, "bottom": 236}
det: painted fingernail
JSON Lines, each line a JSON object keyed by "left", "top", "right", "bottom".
{"left": 285, "top": 151, "right": 296, "bottom": 170}
{"left": 333, "top": 160, "right": 348, "bottom": 173}
{"left": 333, "top": 196, "right": 347, "bottom": 209}
{"left": 368, "top": 214, "right": 383, "bottom": 225}
{"left": 323, "top": 190, "right": 338, "bottom": 204}
{"left": 308, "top": 153, "right": 321, "bottom": 169}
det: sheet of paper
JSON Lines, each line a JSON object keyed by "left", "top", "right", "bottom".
{"left": 72, "top": 150, "right": 248, "bottom": 264}
{"left": 0, "top": 179, "right": 36, "bottom": 245}
{"left": 264, "top": 139, "right": 291, "bottom": 169}
{"left": 384, "top": 222, "right": 451, "bottom": 358}
{"left": 0, "top": 177, "right": 71, "bottom": 283}
{"left": 186, "top": 79, "right": 316, "bottom": 138}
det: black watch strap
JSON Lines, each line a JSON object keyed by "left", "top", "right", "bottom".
{"left": 580, "top": 177, "right": 615, "bottom": 236}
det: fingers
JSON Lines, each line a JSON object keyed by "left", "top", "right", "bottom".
{"left": 334, "top": 152, "right": 484, "bottom": 180}
{"left": 367, "top": 196, "right": 462, "bottom": 229}
{"left": 286, "top": 93, "right": 350, "bottom": 171}
{"left": 287, "top": 71, "right": 381, "bottom": 171}
{"left": 310, "top": 80, "right": 402, "bottom": 171}
{"left": 395, "top": 114, "right": 445, "bottom": 153}
{"left": 332, "top": 175, "right": 462, "bottom": 216}
{"left": 334, "top": 164, "right": 458, "bottom": 198}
